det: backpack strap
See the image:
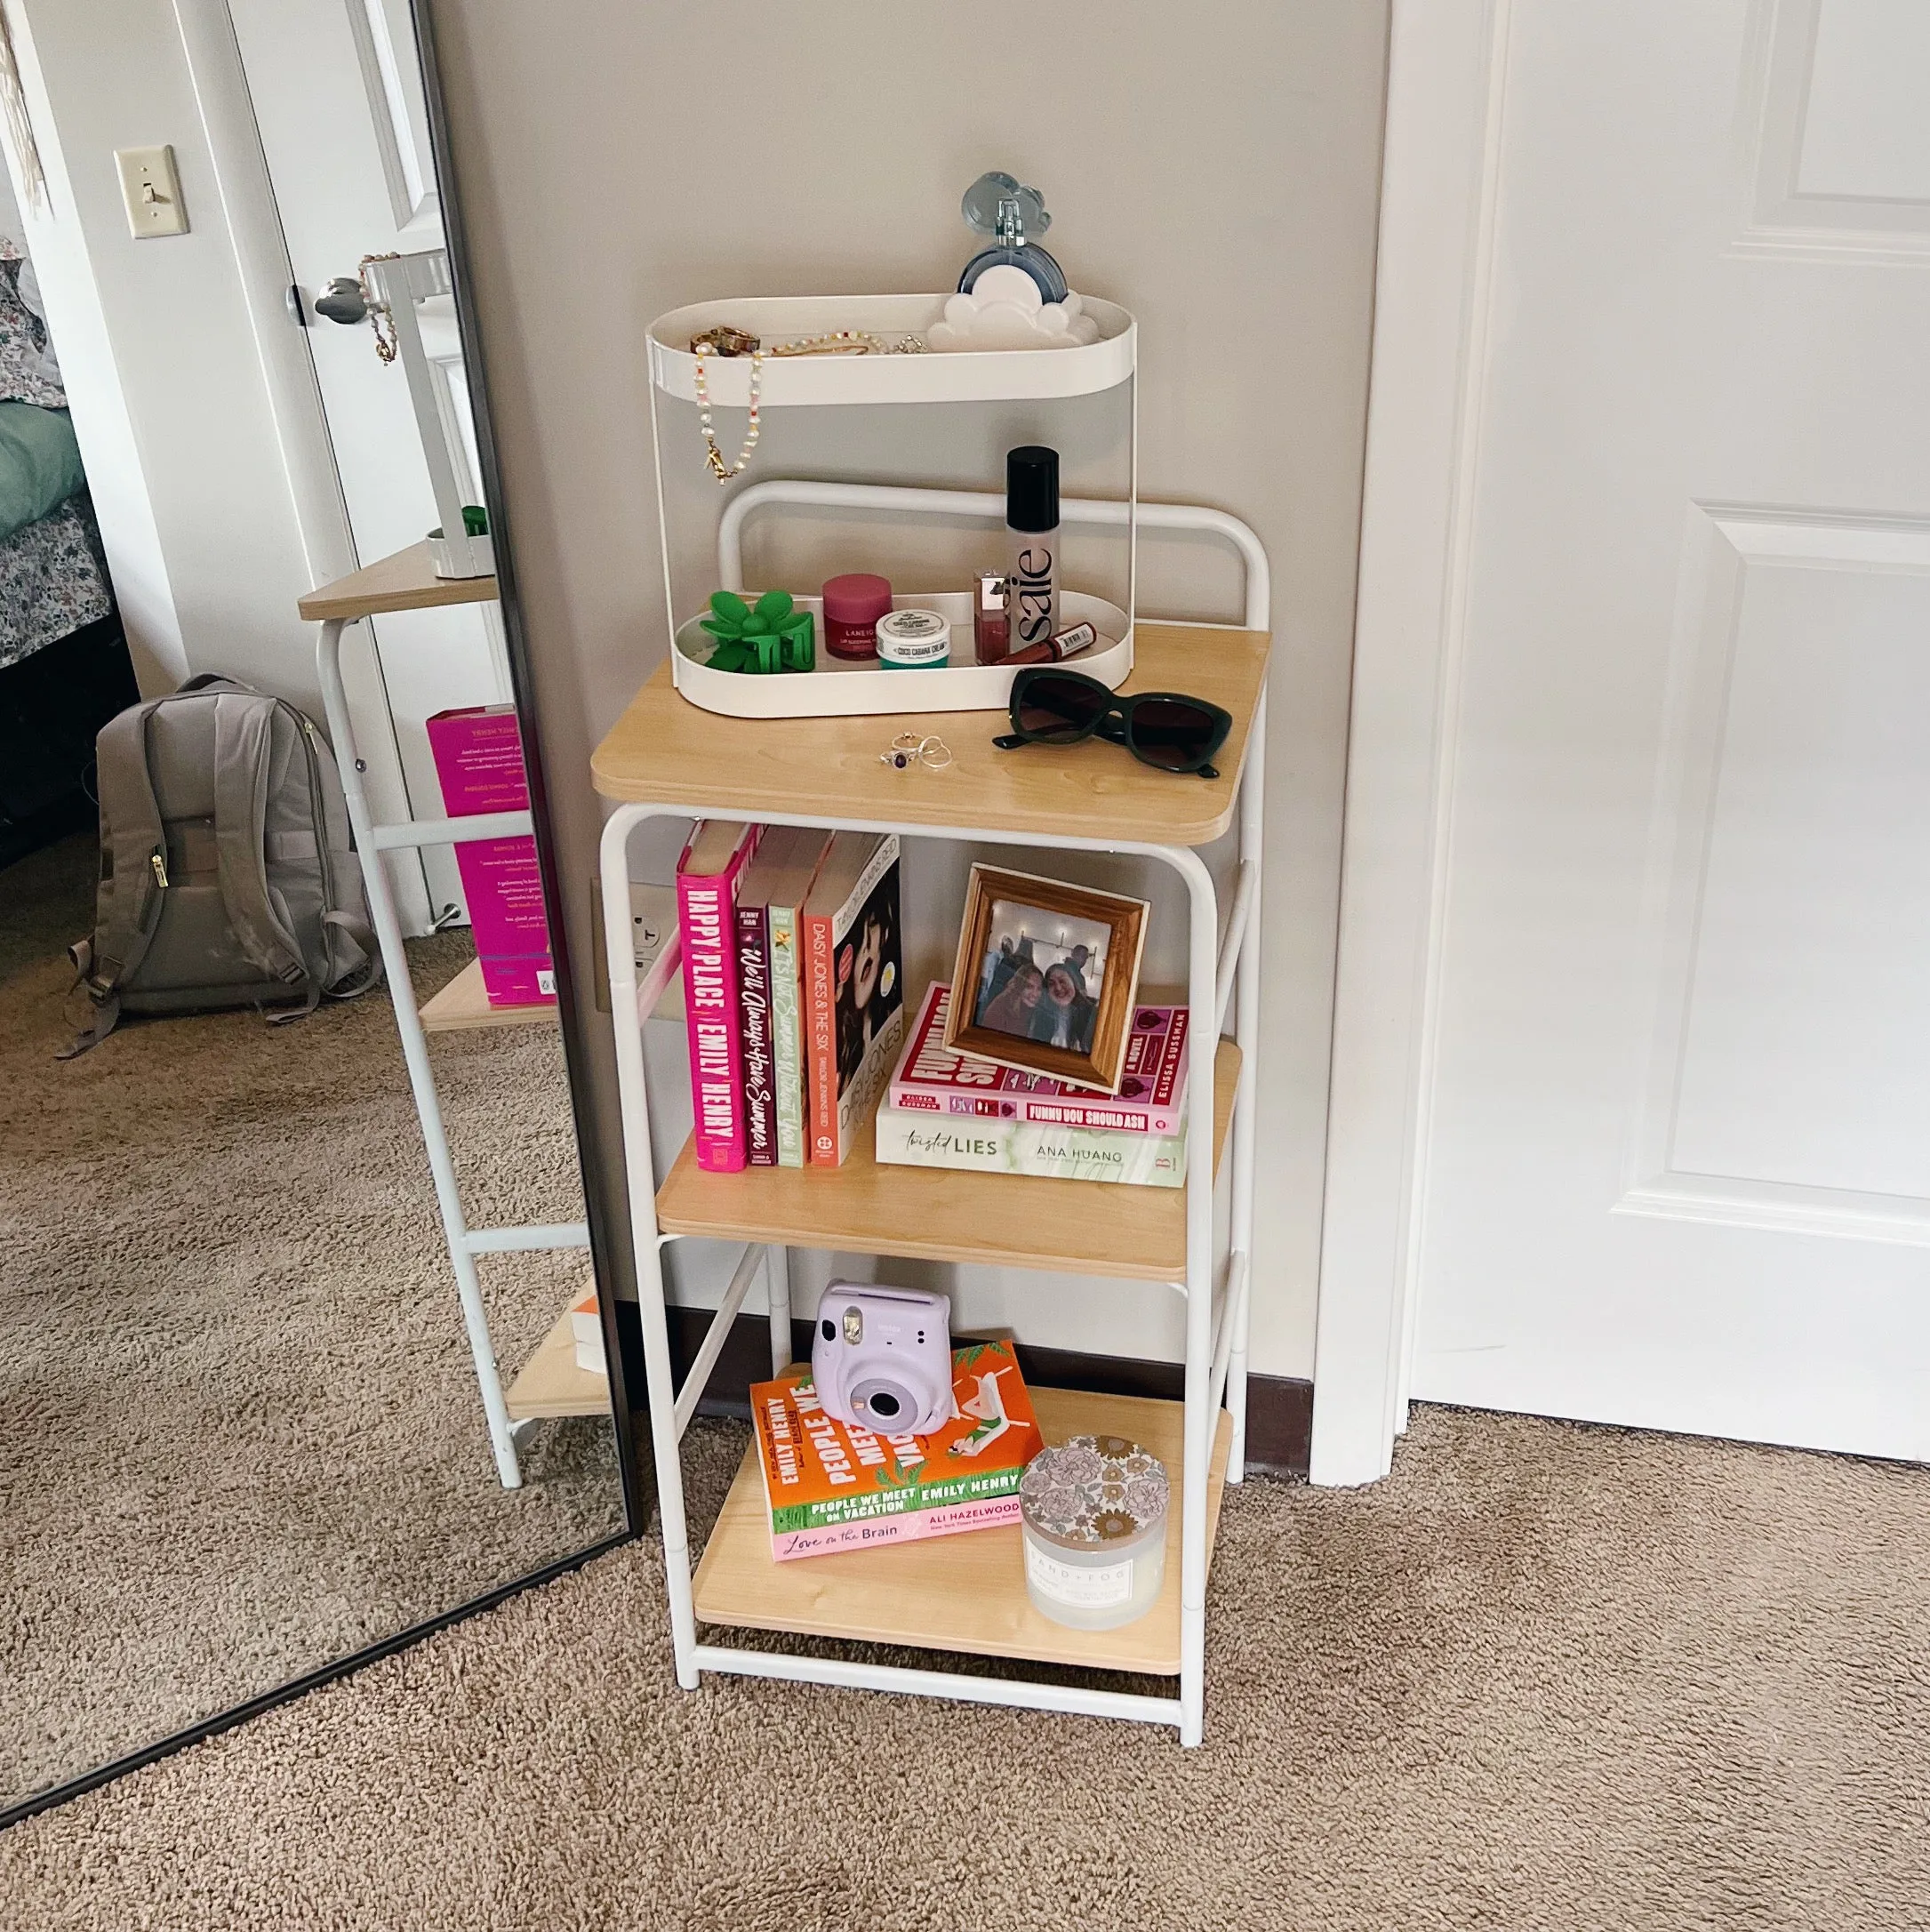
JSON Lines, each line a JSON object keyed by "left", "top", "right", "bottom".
{"left": 322, "top": 908, "right": 384, "bottom": 997}
{"left": 212, "top": 692, "right": 310, "bottom": 989}
{"left": 60, "top": 703, "right": 172, "bottom": 1057}
{"left": 87, "top": 701, "right": 171, "bottom": 996}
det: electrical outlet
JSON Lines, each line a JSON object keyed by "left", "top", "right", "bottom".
{"left": 114, "top": 145, "right": 188, "bottom": 239}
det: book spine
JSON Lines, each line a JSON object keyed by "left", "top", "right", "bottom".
{"left": 770, "top": 905, "right": 806, "bottom": 1167}
{"left": 874, "top": 1108, "right": 1188, "bottom": 1188}
{"left": 738, "top": 902, "right": 777, "bottom": 1166}
{"left": 679, "top": 860, "right": 748, "bottom": 1173}
{"left": 771, "top": 1493, "right": 1021, "bottom": 1561}
{"left": 803, "top": 903, "right": 837, "bottom": 1166}
{"left": 884, "top": 1079, "right": 1182, "bottom": 1136}
{"left": 831, "top": 846, "right": 902, "bottom": 1165}
{"left": 781, "top": 1463, "right": 1027, "bottom": 1530}
{"left": 1014, "top": 1096, "right": 1181, "bottom": 1134}
{"left": 885, "top": 1081, "right": 1181, "bottom": 1135}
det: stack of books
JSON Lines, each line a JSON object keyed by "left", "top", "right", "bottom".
{"left": 750, "top": 1339, "right": 1042, "bottom": 1560}
{"left": 875, "top": 982, "right": 1193, "bottom": 1188}
{"left": 676, "top": 821, "right": 904, "bottom": 1172}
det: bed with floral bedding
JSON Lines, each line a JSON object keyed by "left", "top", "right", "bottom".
{"left": 0, "top": 244, "right": 132, "bottom": 863}
{"left": 0, "top": 246, "right": 112, "bottom": 669}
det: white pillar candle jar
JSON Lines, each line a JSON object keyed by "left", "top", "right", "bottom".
{"left": 1018, "top": 1434, "right": 1169, "bottom": 1631}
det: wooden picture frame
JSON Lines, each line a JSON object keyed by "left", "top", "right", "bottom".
{"left": 943, "top": 864, "right": 1150, "bottom": 1094}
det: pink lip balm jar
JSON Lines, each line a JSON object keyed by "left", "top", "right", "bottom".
{"left": 821, "top": 573, "right": 893, "bottom": 662}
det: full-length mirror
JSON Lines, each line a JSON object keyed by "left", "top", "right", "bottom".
{"left": 0, "top": 0, "right": 629, "bottom": 1821}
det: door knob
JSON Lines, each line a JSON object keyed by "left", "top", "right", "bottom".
{"left": 314, "top": 277, "right": 369, "bottom": 325}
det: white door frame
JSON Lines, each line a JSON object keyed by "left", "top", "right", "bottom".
{"left": 176, "top": 0, "right": 436, "bottom": 931}
{"left": 1310, "top": 0, "right": 1510, "bottom": 1487}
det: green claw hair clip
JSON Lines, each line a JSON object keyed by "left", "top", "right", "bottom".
{"left": 701, "top": 589, "right": 815, "bottom": 674}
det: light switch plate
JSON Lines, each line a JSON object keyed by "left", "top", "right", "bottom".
{"left": 114, "top": 145, "right": 188, "bottom": 238}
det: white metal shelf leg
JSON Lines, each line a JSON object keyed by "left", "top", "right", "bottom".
{"left": 768, "top": 1246, "right": 794, "bottom": 1374}
{"left": 602, "top": 802, "right": 701, "bottom": 1689}
{"left": 1228, "top": 691, "right": 1266, "bottom": 1483}
{"left": 315, "top": 618, "right": 521, "bottom": 1491}
{"left": 1170, "top": 845, "right": 1220, "bottom": 1749}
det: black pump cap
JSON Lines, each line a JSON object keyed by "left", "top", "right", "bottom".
{"left": 1006, "top": 445, "right": 1060, "bottom": 533}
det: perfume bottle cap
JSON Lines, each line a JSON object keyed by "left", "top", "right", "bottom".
{"left": 1005, "top": 446, "right": 1060, "bottom": 534}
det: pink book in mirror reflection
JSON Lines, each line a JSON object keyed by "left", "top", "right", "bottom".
{"left": 425, "top": 706, "right": 556, "bottom": 1007}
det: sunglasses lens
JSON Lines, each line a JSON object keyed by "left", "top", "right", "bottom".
{"left": 1015, "top": 673, "right": 1108, "bottom": 742}
{"left": 1127, "top": 698, "right": 1221, "bottom": 771}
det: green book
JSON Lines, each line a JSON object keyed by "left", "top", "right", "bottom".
{"left": 769, "top": 830, "right": 832, "bottom": 1167}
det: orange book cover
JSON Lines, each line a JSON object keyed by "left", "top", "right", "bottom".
{"left": 751, "top": 1338, "right": 1042, "bottom": 1561}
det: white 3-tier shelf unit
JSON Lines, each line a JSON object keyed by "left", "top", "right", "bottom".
{"left": 599, "top": 293, "right": 1270, "bottom": 1744}
{"left": 300, "top": 548, "right": 612, "bottom": 1491}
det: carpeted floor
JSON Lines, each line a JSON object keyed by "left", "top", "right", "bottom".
{"left": 3, "top": 1394, "right": 1928, "bottom": 1929}
{"left": 0, "top": 834, "right": 624, "bottom": 1816}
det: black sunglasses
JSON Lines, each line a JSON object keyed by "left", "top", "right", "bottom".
{"left": 994, "top": 669, "right": 1234, "bottom": 779}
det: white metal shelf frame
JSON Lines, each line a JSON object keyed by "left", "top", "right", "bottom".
{"left": 315, "top": 617, "right": 589, "bottom": 1490}
{"left": 601, "top": 486, "right": 1267, "bottom": 1746}
{"left": 299, "top": 248, "right": 589, "bottom": 1491}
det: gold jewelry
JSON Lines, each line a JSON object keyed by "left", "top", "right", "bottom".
{"left": 685, "top": 326, "right": 925, "bottom": 482}
{"left": 357, "top": 252, "right": 402, "bottom": 364}
{"left": 768, "top": 331, "right": 928, "bottom": 357}
{"left": 880, "top": 732, "right": 952, "bottom": 771}
{"left": 688, "top": 325, "right": 759, "bottom": 357}
{"left": 693, "top": 349, "right": 762, "bottom": 484}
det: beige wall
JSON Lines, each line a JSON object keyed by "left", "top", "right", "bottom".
{"left": 428, "top": 0, "right": 1388, "bottom": 1380}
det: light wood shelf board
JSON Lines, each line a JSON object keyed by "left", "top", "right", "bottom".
{"left": 591, "top": 623, "right": 1269, "bottom": 849}
{"left": 504, "top": 1296, "right": 609, "bottom": 1422}
{"left": 693, "top": 1386, "right": 1231, "bottom": 1676}
{"left": 423, "top": 953, "right": 683, "bottom": 1033}
{"left": 656, "top": 1039, "right": 1239, "bottom": 1282}
{"left": 298, "top": 542, "right": 498, "bottom": 622}
{"left": 420, "top": 958, "right": 558, "bottom": 1034}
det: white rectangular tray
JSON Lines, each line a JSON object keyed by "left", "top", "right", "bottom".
{"left": 670, "top": 590, "right": 1131, "bottom": 720}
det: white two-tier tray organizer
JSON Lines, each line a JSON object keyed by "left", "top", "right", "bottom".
{"left": 297, "top": 250, "right": 611, "bottom": 1491}
{"left": 646, "top": 293, "right": 1138, "bottom": 718}
{"left": 600, "top": 291, "right": 1272, "bottom": 1747}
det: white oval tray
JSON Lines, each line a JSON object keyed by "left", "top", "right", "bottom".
{"left": 648, "top": 294, "right": 1135, "bottom": 409}
{"left": 670, "top": 591, "right": 1132, "bottom": 720}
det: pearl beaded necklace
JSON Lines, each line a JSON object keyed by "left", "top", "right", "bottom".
{"left": 693, "top": 349, "right": 762, "bottom": 485}
{"left": 689, "top": 330, "right": 925, "bottom": 484}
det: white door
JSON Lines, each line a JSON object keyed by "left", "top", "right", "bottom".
{"left": 228, "top": 0, "right": 506, "bottom": 929}
{"left": 1321, "top": 0, "right": 1930, "bottom": 1474}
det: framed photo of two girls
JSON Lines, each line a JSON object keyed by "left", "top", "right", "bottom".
{"left": 944, "top": 863, "right": 1149, "bottom": 1094}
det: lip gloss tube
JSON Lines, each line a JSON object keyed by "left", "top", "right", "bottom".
{"left": 973, "top": 572, "right": 1011, "bottom": 664}
{"left": 1004, "top": 620, "right": 1096, "bottom": 666}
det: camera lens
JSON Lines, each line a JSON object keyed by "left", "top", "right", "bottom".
{"left": 868, "top": 1391, "right": 901, "bottom": 1419}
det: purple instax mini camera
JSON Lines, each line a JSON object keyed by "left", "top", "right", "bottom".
{"left": 810, "top": 1285, "right": 955, "bottom": 1437}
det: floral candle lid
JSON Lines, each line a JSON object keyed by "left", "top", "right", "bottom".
{"left": 1019, "top": 1434, "right": 1169, "bottom": 1551}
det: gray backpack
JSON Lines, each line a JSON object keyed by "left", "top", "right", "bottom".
{"left": 64, "top": 673, "right": 380, "bottom": 1056}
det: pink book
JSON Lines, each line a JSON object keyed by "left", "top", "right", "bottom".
{"left": 677, "top": 821, "right": 761, "bottom": 1172}
{"left": 888, "top": 982, "right": 1190, "bottom": 1135}
{"left": 426, "top": 706, "right": 556, "bottom": 1007}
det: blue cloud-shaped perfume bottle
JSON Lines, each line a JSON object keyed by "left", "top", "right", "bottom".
{"left": 956, "top": 172, "right": 1069, "bottom": 306}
